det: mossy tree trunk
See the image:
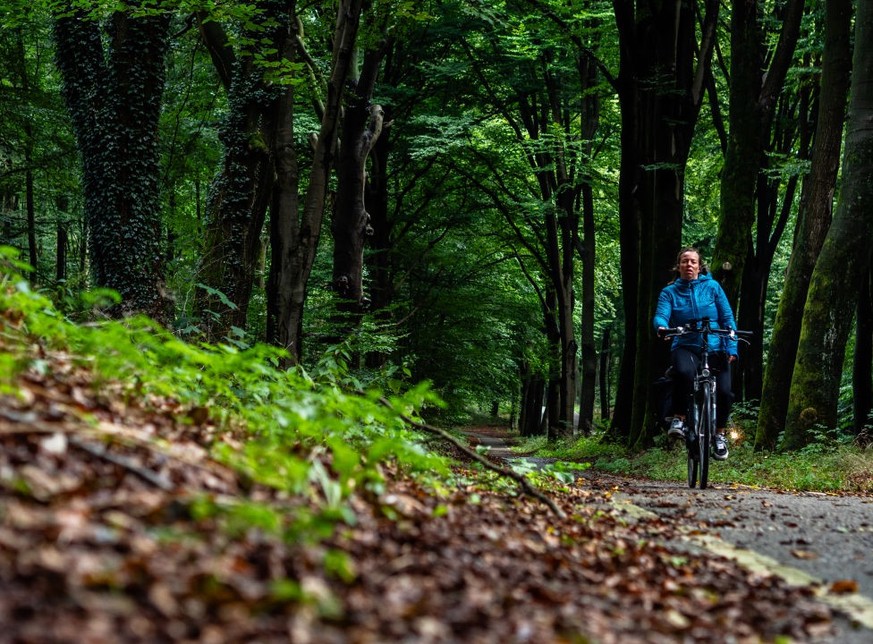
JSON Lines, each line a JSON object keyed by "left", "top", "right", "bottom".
{"left": 755, "top": 0, "right": 852, "bottom": 450}
{"left": 53, "top": 3, "right": 171, "bottom": 322}
{"left": 855, "top": 262, "right": 873, "bottom": 441}
{"left": 784, "top": 0, "right": 873, "bottom": 449}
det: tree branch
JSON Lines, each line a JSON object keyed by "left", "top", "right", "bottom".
{"left": 373, "top": 395, "right": 566, "bottom": 519}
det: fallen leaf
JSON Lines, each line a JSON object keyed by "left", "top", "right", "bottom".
{"left": 829, "top": 579, "right": 858, "bottom": 594}
{"left": 790, "top": 549, "right": 818, "bottom": 560}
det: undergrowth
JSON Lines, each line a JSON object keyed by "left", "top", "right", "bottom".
{"left": 518, "top": 428, "right": 873, "bottom": 493}
{"left": 0, "top": 247, "right": 455, "bottom": 543}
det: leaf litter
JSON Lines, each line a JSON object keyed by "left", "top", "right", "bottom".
{"left": 0, "top": 359, "right": 836, "bottom": 643}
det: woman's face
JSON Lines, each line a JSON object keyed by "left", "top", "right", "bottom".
{"left": 679, "top": 251, "right": 701, "bottom": 281}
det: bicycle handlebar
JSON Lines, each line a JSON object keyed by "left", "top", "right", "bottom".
{"left": 658, "top": 319, "right": 753, "bottom": 341}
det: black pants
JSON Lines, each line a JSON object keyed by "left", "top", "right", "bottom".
{"left": 671, "top": 348, "right": 733, "bottom": 429}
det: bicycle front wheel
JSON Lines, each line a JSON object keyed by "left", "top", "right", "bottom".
{"left": 687, "top": 447, "right": 698, "bottom": 488}
{"left": 698, "top": 387, "right": 712, "bottom": 489}
{"left": 686, "top": 408, "right": 699, "bottom": 488}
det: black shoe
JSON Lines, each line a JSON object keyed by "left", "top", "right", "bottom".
{"left": 667, "top": 417, "right": 685, "bottom": 440}
{"left": 713, "top": 433, "right": 729, "bottom": 460}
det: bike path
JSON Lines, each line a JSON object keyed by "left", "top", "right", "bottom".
{"left": 464, "top": 428, "right": 873, "bottom": 642}
{"left": 609, "top": 478, "right": 873, "bottom": 641}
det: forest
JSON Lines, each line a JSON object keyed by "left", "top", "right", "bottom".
{"left": 2, "top": 0, "right": 873, "bottom": 450}
{"left": 3, "top": 0, "right": 873, "bottom": 640}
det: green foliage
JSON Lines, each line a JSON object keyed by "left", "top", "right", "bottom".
{"left": 539, "top": 431, "right": 873, "bottom": 494}
{"left": 0, "top": 246, "right": 452, "bottom": 544}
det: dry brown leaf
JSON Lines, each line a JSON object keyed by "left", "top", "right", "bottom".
{"left": 790, "top": 549, "right": 818, "bottom": 560}
{"left": 829, "top": 579, "right": 859, "bottom": 594}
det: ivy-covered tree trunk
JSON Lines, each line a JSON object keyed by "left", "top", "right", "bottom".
{"left": 755, "top": 0, "right": 852, "bottom": 450}
{"left": 53, "top": 4, "right": 171, "bottom": 321}
{"left": 784, "top": 0, "right": 873, "bottom": 449}
{"left": 610, "top": 0, "right": 719, "bottom": 447}
{"left": 195, "top": 8, "right": 278, "bottom": 341}
{"left": 710, "top": 0, "right": 804, "bottom": 305}
{"left": 267, "top": 0, "right": 364, "bottom": 361}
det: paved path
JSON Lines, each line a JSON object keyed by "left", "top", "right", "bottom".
{"left": 608, "top": 477, "right": 873, "bottom": 642}
{"left": 464, "top": 428, "right": 873, "bottom": 642}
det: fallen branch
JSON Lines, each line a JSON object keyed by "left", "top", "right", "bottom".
{"left": 373, "top": 395, "right": 566, "bottom": 519}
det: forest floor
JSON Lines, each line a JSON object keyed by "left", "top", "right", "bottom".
{"left": 1, "top": 361, "right": 869, "bottom": 643}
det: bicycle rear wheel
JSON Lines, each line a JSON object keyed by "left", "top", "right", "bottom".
{"left": 698, "top": 387, "right": 712, "bottom": 489}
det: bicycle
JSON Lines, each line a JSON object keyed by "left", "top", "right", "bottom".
{"left": 660, "top": 318, "right": 752, "bottom": 489}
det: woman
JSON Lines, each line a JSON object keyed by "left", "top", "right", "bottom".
{"left": 652, "top": 247, "right": 738, "bottom": 460}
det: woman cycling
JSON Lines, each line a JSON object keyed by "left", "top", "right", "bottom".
{"left": 653, "top": 247, "right": 738, "bottom": 460}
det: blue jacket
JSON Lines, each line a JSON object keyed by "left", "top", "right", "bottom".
{"left": 652, "top": 273, "right": 738, "bottom": 356}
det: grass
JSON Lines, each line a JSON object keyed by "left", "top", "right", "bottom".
{"left": 517, "top": 426, "right": 873, "bottom": 494}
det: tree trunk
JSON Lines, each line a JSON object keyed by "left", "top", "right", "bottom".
{"left": 363, "top": 109, "right": 393, "bottom": 369}
{"left": 756, "top": 0, "right": 852, "bottom": 449}
{"left": 784, "top": 0, "right": 873, "bottom": 449}
{"left": 195, "top": 10, "right": 275, "bottom": 341}
{"left": 578, "top": 53, "right": 599, "bottom": 434}
{"left": 267, "top": 0, "right": 364, "bottom": 362}
{"left": 56, "top": 223, "right": 67, "bottom": 283}
{"left": 734, "top": 80, "right": 811, "bottom": 404}
{"left": 520, "top": 371, "right": 546, "bottom": 437}
{"left": 53, "top": 5, "right": 171, "bottom": 322}
{"left": 854, "top": 261, "right": 873, "bottom": 440}
{"left": 610, "top": 0, "right": 719, "bottom": 447}
{"left": 599, "top": 326, "right": 612, "bottom": 421}
{"left": 711, "top": 0, "right": 805, "bottom": 306}
{"left": 332, "top": 44, "right": 387, "bottom": 319}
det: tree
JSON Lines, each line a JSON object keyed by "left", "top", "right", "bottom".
{"left": 855, "top": 264, "right": 873, "bottom": 441}
{"left": 610, "top": 0, "right": 720, "bottom": 446}
{"left": 330, "top": 27, "right": 390, "bottom": 319}
{"left": 710, "top": 0, "right": 805, "bottom": 307}
{"left": 53, "top": 2, "right": 171, "bottom": 320}
{"left": 194, "top": 1, "right": 287, "bottom": 340}
{"left": 756, "top": 0, "right": 852, "bottom": 450}
{"left": 266, "top": 0, "right": 365, "bottom": 362}
{"left": 783, "top": 0, "right": 873, "bottom": 449}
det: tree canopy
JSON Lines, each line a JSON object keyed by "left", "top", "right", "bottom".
{"left": 1, "top": 0, "right": 870, "bottom": 450}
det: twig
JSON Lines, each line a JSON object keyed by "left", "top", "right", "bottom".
{"left": 69, "top": 436, "right": 175, "bottom": 491}
{"left": 373, "top": 396, "right": 566, "bottom": 519}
